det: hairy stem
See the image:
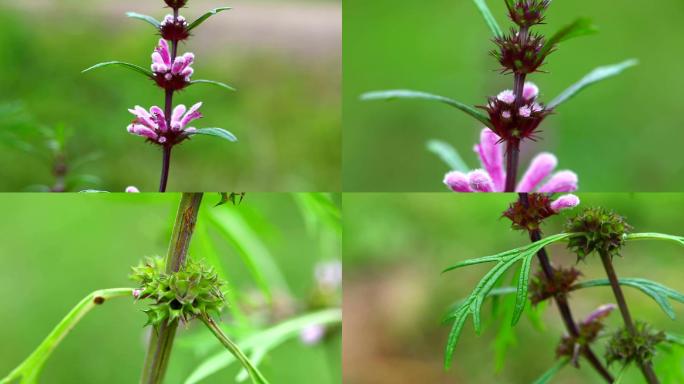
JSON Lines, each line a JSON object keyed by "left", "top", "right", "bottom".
{"left": 504, "top": 142, "right": 520, "bottom": 192}
{"left": 140, "top": 193, "right": 203, "bottom": 384}
{"left": 158, "top": 143, "right": 172, "bottom": 192}
{"left": 517, "top": 194, "right": 613, "bottom": 382}
{"left": 599, "top": 251, "right": 659, "bottom": 384}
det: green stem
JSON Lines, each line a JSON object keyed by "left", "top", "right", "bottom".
{"left": 140, "top": 193, "right": 203, "bottom": 384}
{"left": 201, "top": 314, "right": 270, "bottom": 384}
{"left": 2, "top": 288, "right": 135, "bottom": 384}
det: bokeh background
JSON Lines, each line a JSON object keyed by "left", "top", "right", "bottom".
{"left": 343, "top": 193, "right": 684, "bottom": 383}
{"left": 343, "top": 0, "right": 684, "bottom": 191}
{"left": 0, "top": 0, "right": 340, "bottom": 192}
{"left": 0, "top": 193, "right": 341, "bottom": 383}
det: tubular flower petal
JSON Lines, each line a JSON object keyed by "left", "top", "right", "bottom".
{"left": 442, "top": 128, "right": 579, "bottom": 193}
{"left": 151, "top": 39, "right": 195, "bottom": 91}
{"left": 550, "top": 194, "right": 580, "bottom": 213}
{"left": 127, "top": 104, "right": 202, "bottom": 145}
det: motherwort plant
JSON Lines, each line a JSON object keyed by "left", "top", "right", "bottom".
{"left": 442, "top": 194, "right": 684, "bottom": 383}
{"left": 84, "top": 0, "right": 237, "bottom": 192}
{"left": 362, "top": 0, "right": 636, "bottom": 192}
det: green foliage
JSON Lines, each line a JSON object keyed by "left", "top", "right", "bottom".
{"left": 360, "top": 90, "right": 491, "bottom": 127}
{"left": 131, "top": 257, "right": 225, "bottom": 327}
{"left": 565, "top": 207, "right": 631, "bottom": 261}
{"left": 426, "top": 140, "right": 469, "bottom": 173}
{"left": 81, "top": 61, "right": 153, "bottom": 78}
{"left": 188, "top": 7, "right": 232, "bottom": 31}
{"left": 625, "top": 233, "right": 684, "bottom": 247}
{"left": 1, "top": 288, "right": 134, "bottom": 384}
{"left": 605, "top": 322, "right": 665, "bottom": 366}
{"left": 442, "top": 233, "right": 571, "bottom": 368}
{"left": 574, "top": 278, "right": 684, "bottom": 320}
{"left": 125, "top": 12, "right": 161, "bottom": 28}
{"left": 186, "top": 128, "right": 239, "bottom": 143}
{"left": 184, "top": 309, "right": 342, "bottom": 384}
{"left": 539, "top": 18, "right": 597, "bottom": 59}
{"left": 549, "top": 60, "right": 639, "bottom": 109}
{"left": 472, "top": 0, "right": 502, "bottom": 38}
{"left": 532, "top": 357, "right": 569, "bottom": 384}
{"left": 190, "top": 79, "right": 236, "bottom": 92}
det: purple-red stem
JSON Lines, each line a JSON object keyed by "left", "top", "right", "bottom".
{"left": 504, "top": 26, "right": 529, "bottom": 193}
{"left": 519, "top": 194, "right": 614, "bottom": 383}
{"left": 158, "top": 8, "right": 180, "bottom": 192}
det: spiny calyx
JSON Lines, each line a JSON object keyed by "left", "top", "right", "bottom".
{"left": 605, "top": 321, "right": 665, "bottom": 366}
{"left": 130, "top": 257, "right": 225, "bottom": 327}
{"left": 565, "top": 207, "right": 632, "bottom": 261}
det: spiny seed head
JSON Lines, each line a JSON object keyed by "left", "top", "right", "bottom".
{"left": 529, "top": 265, "right": 581, "bottom": 305}
{"left": 503, "top": 193, "right": 555, "bottom": 231}
{"left": 605, "top": 322, "right": 665, "bottom": 366}
{"left": 565, "top": 208, "right": 632, "bottom": 261}
{"left": 506, "top": 0, "right": 551, "bottom": 28}
{"left": 492, "top": 29, "right": 547, "bottom": 75}
{"left": 130, "top": 257, "right": 225, "bottom": 327}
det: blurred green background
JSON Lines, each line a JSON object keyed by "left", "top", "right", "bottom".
{"left": 0, "top": 0, "right": 340, "bottom": 192}
{"left": 343, "top": 0, "right": 684, "bottom": 191}
{"left": 343, "top": 193, "right": 684, "bottom": 383}
{"left": 0, "top": 193, "right": 341, "bottom": 383}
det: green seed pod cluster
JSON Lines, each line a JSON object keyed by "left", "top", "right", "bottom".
{"left": 528, "top": 266, "right": 581, "bottom": 306}
{"left": 130, "top": 257, "right": 225, "bottom": 327}
{"left": 565, "top": 208, "right": 632, "bottom": 261}
{"left": 605, "top": 322, "right": 665, "bottom": 366}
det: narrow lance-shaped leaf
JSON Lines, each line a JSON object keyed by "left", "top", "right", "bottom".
{"left": 188, "top": 7, "right": 232, "bottom": 31}
{"left": 572, "top": 278, "right": 684, "bottom": 320}
{"left": 361, "top": 90, "right": 492, "bottom": 128}
{"left": 126, "top": 12, "right": 161, "bottom": 28}
{"left": 472, "top": 0, "right": 502, "bottom": 38}
{"left": 1, "top": 288, "right": 134, "bottom": 384}
{"left": 82, "top": 61, "right": 154, "bottom": 78}
{"left": 190, "top": 79, "right": 236, "bottom": 92}
{"left": 625, "top": 232, "right": 684, "bottom": 247}
{"left": 532, "top": 357, "right": 570, "bottom": 384}
{"left": 539, "top": 18, "right": 597, "bottom": 59}
{"left": 427, "top": 140, "right": 469, "bottom": 172}
{"left": 186, "top": 128, "right": 238, "bottom": 142}
{"left": 511, "top": 253, "right": 534, "bottom": 325}
{"left": 549, "top": 59, "right": 638, "bottom": 109}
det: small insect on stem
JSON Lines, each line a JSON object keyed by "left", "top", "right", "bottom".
{"left": 93, "top": 296, "right": 105, "bottom": 305}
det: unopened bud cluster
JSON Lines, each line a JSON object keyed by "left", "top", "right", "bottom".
{"left": 130, "top": 257, "right": 225, "bottom": 327}
{"left": 503, "top": 193, "right": 579, "bottom": 231}
{"left": 164, "top": 0, "right": 188, "bottom": 9}
{"left": 484, "top": 83, "right": 551, "bottom": 143}
{"left": 160, "top": 14, "right": 190, "bottom": 41}
{"left": 557, "top": 304, "right": 616, "bottom": 360}
{"left": 505, "top": 0, "right": 550, "bottom": 28}
{"left": 565, "top": 208, "right": 632, "bottom": 261}
{"left": 528, "top": 265, "right": 581, "bottom": 305}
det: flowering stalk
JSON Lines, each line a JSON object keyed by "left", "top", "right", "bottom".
{"left": 84, "top": 1, "right": 237, "bottom": 192}
{"left": 140, "top": 192, "right": 203, "bottom": 384}
{"left": 517, "top": 193, "right": 613, "bottom": 382}
{"left": 362, "top": 0, "right": 637, "bottom": 192}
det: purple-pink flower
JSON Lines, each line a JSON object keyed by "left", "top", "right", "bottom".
{"left": 127, "top": 102, "right": 202, "bottom": 145}
{"left": 444, "top": 128, "right": 578, "bottom": 193}
{"left": 151, "top": 39, "right": 195, "bottom": 90}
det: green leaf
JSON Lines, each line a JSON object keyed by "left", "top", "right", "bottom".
{"left": 126, "top": 12, "right": 161, "bottom": 28}
{"left": 427, "top": 140, "right": 469, "bottom": 172}
{"left": 573, "top": 278, "right": 684, "bottom": 320}
{"left": 540, "top": 18, "right": 597, "bottom": 59}
{"left": 1, "top": 288, "right": 134, "bottom": 384}
{"left": 188, "top": 7, "right": 232, "bottom": 31}
{"left": 472, "top": 0, "right": 502, "bottom": 37}
{"left": 625, "top": 232, "right": 684, "bottom": 247}
{"left": 185, "top": 309, "right": 341, "bottom": 384}
{"left": 548, "top": 59, "right": 638, "bottom": 108}
{"left": 512, "top": 253, "right": 534, "bottom": 326}
{"left": 532, "top": 358, "right": 570, "bottom": 384}
{"left": 82, "top": 61, "right": 154, "bottom": 78}
{"left": 190, "top": 79, "right": 236, "bottom": 92}
{"left": 361, "top": 90, "right": 492, "bottom": 128}
{"left": 443, "top": 233, "right": 571, "bottom": 368}
{"left": 187, "top": 128, "right": 238, "bottom": 142}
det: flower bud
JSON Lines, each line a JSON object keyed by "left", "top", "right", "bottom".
{"left": 492, "top": 30, "right": 547, "bottom": 75}
{"left": 164, "top": 0, "right": 188, "bottom": 9}
{"left": 160, "top": 14, "right": 190, "bottom": 41}
{"left": 506, "top": 0, "right": 551, "bottom": 28}
{"left": 565, "top": 208, "right": 632, "bottom": 261}
{"left": 529, "top": 266, "right": 582, "bottom": 305}
{"left": 502, "top": 193, "right": 555, "bottom": 231}
{"left": 482, "top": 84, "right": 552, "bottom": 143}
